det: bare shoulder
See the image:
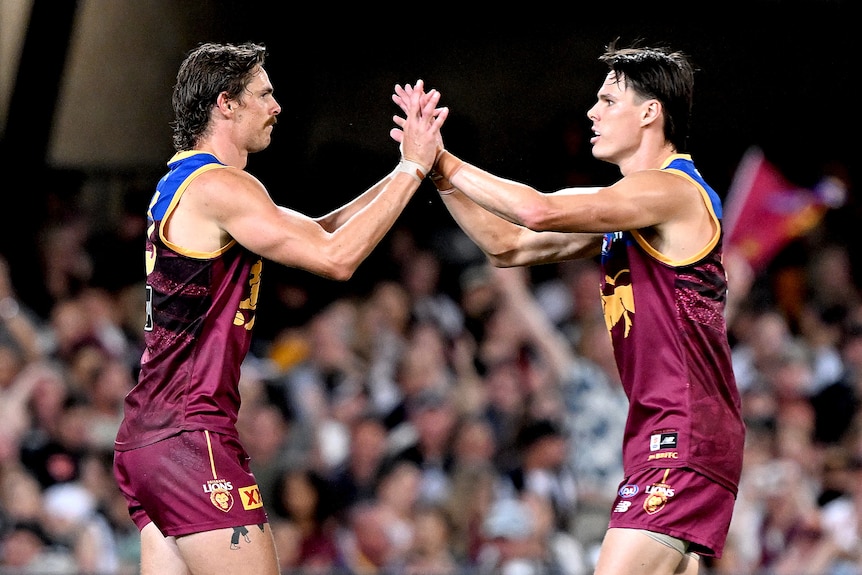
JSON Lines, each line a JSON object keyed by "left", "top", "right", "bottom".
{"left": 630, "top": 169, "right": 717, "bottom": 259}
{"left": 194, "top": 165, "right": 266, "bottom": 196}
{"left": 185, "top": 166, "right": 273, "bottom": 216}
{"left": 167, "top": 166, "right": 276, "bottom": 252}
{"left": 616, "top": 168, "right": 696, "bottom": 195}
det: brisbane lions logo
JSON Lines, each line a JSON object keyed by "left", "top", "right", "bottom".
{"left": 601, "top": 269, "right": 634, "bottom": 337}
{"left": 210, "top": 488, "right": 234, "bottom": 512}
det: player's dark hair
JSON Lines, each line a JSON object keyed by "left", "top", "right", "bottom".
{"left": 599, "top": 40, "right": 694, "bottom": 152}
{"left": 171, "top": 42, "right": 267, "bottom": 151}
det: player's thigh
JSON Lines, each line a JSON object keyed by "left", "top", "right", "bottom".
{"left": 140, "top": 521, "right": 190, "bottom": 575}
{"left": 594, "top": 527, "right": 699, "bottom": 575}
{"left": 176, "top": 522, "right": 279, "bottom": 575}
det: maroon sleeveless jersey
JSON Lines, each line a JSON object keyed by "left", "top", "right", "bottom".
{"left": 115, "top": 152, "right": 263, "bottom": 451}
{"left": 599, "top": 154, "right": 744, "bottom": 493}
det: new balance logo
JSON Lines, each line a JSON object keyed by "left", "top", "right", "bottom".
{"left": 649, "top": 432, "right": 678, "bottom": 451}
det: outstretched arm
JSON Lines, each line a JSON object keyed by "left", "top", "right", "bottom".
{"left": 316, "top": 80, "right": 449, "bottom": 232}
{"left": 391, "top": 84, "right": 602, "bottom": 267}
{"left": 205, "top": 80, "right": 448, "bottom": 280}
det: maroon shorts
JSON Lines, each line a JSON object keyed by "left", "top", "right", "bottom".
{"left": 607, "top": 467, "right": 736, "bottom": 558}
{"left": 114, "top": 430, "right": 269, "bottom": 537}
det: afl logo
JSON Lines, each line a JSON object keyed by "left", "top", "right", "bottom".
{"left": 618, "top": 484, "right": 639, "bottom": 498}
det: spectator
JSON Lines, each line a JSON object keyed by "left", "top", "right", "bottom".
{"left": 0, "top": 519, "right": 77, "bottom": 574}
{"left": 382, "top": 320, "right": 456, "bottom": 451}
{"left": 403, "top": 502, "right": 460, "bottom": 575}
{"left": 387, "top": 385, "right": 459, "bottom": 506}
{"left": 475, "top": 496, "right": 546, "bottom": 575}
{"left": 373, "top": 459, "right": 422, "bottom": 566}
{"left": 326, "top": 413, "right": 390, "bottom": 521}
{"left": 270, "top": 299, "right": 367, "bottom": 470}
{"left": 400, "top": 249, "right": 464, "bottom": 341}
{"left": 522, "top": 490, "right": 589, "bottom": 575}
{"left": 337, "top": 500, "right": 399, "bottom": 574}
{"left": 270, "top": 466, "right": 341, "bottom": 573}
{"left": 443, "top": 460, "right": 502, "bottom": 565}
{"left": 450, "top": 414, "right": 498, "bottom": 472}
{"left": 0, "top": 254, "right": 44, "bottom": 363}
{"left": 810, "top": 318, "right": 862, "bottom": 446}
{"left": 41, "top": 481, "right": 122, "bottom": 574}
{"left": 238, "top": 400, "right": 292, "bottom": 510}
{"left": 489, "top": 264, "right": 625, "bottom": 551}
{"left": 732, "top": 308, "right": 796, "bottom": 393}
{"left": 353, "top": 280, "right": 412, "bottom": 417}
{"left": 503, "top": 418, "right": 578, "bottom": 533}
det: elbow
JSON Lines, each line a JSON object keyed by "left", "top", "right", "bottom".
{"left": 324, "top": 262, "right": 356, "bottom": 282}
{"left": 486, "top": 250, "right": 522, "bottom": 268}
{"left": 312, "top": 238, "right": 364, "bottom": 281}
{"left": 516, "top": 201, "right": 555, "bottom": 232}
{"left": 487, "top": 257, "right": 518, "bottom": 268}
{"left": 314, "top": 252, "right": 358, "bottom": 282}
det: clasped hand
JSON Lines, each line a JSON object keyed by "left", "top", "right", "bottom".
{"left": 390, "top": 79, "right": 448, "bottom": 171}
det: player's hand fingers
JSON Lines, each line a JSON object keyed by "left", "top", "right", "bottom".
{"left": 433, "top": 107, "right": 449, "bottom": 128}
{"left": 420, "top": 89, "right": 440, "bottom": 118}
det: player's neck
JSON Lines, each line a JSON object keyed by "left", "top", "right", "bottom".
{"left": 196, "top": 136, "right": 249, "bottom": 170}
{"left": 617, "top": 141, "right": 676, "bottom": 176}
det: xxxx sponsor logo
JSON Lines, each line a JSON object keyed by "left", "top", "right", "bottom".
{"left": 239, "top": 484, "right": 263, "bottom": 510}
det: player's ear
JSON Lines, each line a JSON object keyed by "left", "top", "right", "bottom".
{"left": 641, "top": 99, "right": 662, "bottom": 127}
{"left": 217, "top": 92, "right": 234, "bottom": 114}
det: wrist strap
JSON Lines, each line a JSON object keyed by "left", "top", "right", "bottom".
{"left": 394, "top": 158, "right": 429, "bottom": 182}
{"left": 435, "top": 150, "right": 465, "bottom": 179}
{"left": 430, "top": 171, "right": 456, "bottom": 195}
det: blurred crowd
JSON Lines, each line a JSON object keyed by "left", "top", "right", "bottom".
{"left": 0, "top": 173, "right": 861, "bottom": 575}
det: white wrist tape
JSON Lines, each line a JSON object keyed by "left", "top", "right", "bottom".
{"left": 394, "top": 158, "right": 429, "bottom": 182}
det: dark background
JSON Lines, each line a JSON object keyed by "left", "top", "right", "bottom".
{"left": 0, "top": 1, "right": 856, "bottom": 332}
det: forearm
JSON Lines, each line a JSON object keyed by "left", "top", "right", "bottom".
{"left": 432, "top": 168, "right": 603, "bottom": 266}
{"left": 0, "top": 298, "right": 42, "bottom": 361}
{"left": 315, "top": 173, "right": 392, "bottom": 232}
{"left": 321, "top": 171, "right": 421, "bottom": 279}
{"left": 493, "top": 268, "right": 577, "bottom": 380}
{"left": 438, "top": 191, "right": 525, "bottom": 266}
{"left": 318, "top": 155, "right": 430, "bottom": 232}
{"left": 436, "top": 151, "right": 538, "bottom": 228}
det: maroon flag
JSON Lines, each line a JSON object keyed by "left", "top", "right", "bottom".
{"left": 723, "top": 146, "right": 845, "bottom": 274}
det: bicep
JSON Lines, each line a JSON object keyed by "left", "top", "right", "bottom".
{"left": 442, "top": 190, "right": 601, "bottom": 266}
{"left": 207, "top": 172, "right": 333, "bottom": 272}
{"left": 546, "top": 172, "right": 689, "bottom": 232}
{"left": 509, "top": 229, "right": 603, "bottom": 266}
{"left": 487, "top": 224, "right": 603, "bottom": 267}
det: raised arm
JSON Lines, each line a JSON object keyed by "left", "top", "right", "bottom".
{"left": 489, "top": 265, "right": 579, "bottom": 381}
{"left": 313, "top": 81, "right": 448, "bottom": 233}
{"left": 193, "top": 80, "right": 447, "bottom": 281}
{"left": 390, "top": 83, "right": 602, "bottom": 268}
{"left": 434, "top": 150, "right": 718, "bottom": 264}
{"left": 433, "top": 166, "right": 604, "bottom": 267}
